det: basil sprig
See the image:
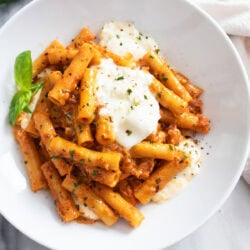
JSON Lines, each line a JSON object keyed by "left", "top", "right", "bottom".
{"left": 8, "top": 51, "right": 43, "bottom": 126}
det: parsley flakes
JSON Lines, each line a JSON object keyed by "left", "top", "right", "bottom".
{"left": 115, "top": 76, "right": 124, "bottom": 81}
{"left": 69, "top": 150, "right": 75, "bottom": 161}
{"left": 126, "top": 129, "right": 132, "bottom": 136}
{"left": 127, "top": 88, "right": 132, "bottom": 95}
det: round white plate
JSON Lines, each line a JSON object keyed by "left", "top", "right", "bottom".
{"left": 0, "top": 0, "right": 249, "bottom": 249}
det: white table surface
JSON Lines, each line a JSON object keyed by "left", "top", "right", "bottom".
{"left": 0, "top": 1, "right": 250, "bottom": 250}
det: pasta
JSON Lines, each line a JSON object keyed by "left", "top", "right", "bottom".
{"left": 10, "top": 21, "right": 210, "bottom": 228}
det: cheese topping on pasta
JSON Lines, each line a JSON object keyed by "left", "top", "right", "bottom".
{"left": 100, "top": 22, "right": 158, "bottom": 61}
{"left": 94, "top": 58, "right": 160, "bottom": 149}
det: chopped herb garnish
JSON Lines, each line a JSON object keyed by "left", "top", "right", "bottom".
{"left": 136, "top": 36, "right": 142, "bottom": 40}
{"left": 157, "top": 92, "right": 162, "bottom": 98}
{"left": 155, "top": 49, "right": 160, "bottom": 54}
{"left": 91, "top": 168, "right": 99, "bottom": 176}
{"left": 162, "top": 74, "right": 168, "bottom": 82}
{"left": 79, "top": 159, "right": 85, "bottom": 164}
{"left": 184, "top": 142, "right": 188, "bottom": 147}
{"left": 120, "top": 42, "right": 123, "bottom": 46}
{"left": 126, "top": 129, "right": 132, "bottom": 136}
{"left": 88, "top": 158, "right": 92, "bottom": 163}
{"left": 74, "top": 180, "right": 82, "bottom": 188}
{"left": 183, "top": 152, "right": 188, "bottom": 159}
{"left": 130, "top": 105, "right": 134, "bottom": 110}
{"left": 65, "top": 112, "right": 71, "bottom": 120}
{"left": 51, "top": 155, "right": 61, "bottom": 160}
{"left": 149, "top": 54, "right": 154, "bottom": 59}
{"left": 127, "top": 88, "right": 132, "bottom": 95}
{"left": 169, "top": 145, "right": 174, "bottom": 151}
{"left": 116, "top": 34, "right": 120, "bottom": 39}
{"left": 115, "top": 76, "right": 124, "bottom": 81}
{"left": 69, "top": 150, "right": 75, "bottom": 161}
{"left": 155, "top": 178, "right": 161, "bottom": 184}
{"left": 78, "top": 125, "right": 83, "bottom": 133}
{"left": 144, "top": 95, "right": 148, "bottom": 100}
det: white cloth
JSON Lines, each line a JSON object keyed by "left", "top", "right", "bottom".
{"left": 192, "top": 0, "right": 250, "bottom": 184}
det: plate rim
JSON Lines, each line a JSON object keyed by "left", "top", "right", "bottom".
{"left": 0, "top": 0, "right": 250, "bottom": 249}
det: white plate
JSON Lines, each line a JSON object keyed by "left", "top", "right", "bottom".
{"left": 0, "top": 0, "right": 249, "bottom": 249}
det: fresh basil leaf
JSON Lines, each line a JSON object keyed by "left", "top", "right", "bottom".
{"left": 30, "top": 82, "right": 43, "bottom": 95}
{"left": 23, "top": 106, "right": 32, "bottom": 113}
{"left": 8, "top": 90, "right": 32, "bottom": 126}
{"left": 14, "top": 50, "right": 32, "bottom": 90}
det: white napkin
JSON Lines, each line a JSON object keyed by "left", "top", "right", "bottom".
{"left": 191, "top": 0, "right": 250, "bottom": 184}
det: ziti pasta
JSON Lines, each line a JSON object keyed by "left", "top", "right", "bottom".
{"left": 8, "top": 21, "right": 210, "bottom": 228}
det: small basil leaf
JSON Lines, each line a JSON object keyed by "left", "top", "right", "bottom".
{"left": 23, "top": 106, "right": 32, "bottom": 113}
{"left": 30, "top": 82, "right": 43, "bottom": 95}
{"left": 14, "top": 50, "right": 32, "bottom": 90}
{"left": 8, "top": 90, "right": 32, "bottom": 126}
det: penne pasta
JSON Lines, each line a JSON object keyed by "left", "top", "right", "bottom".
{"left": 172, "top": 70, "right": 203, "bottom": 98}
{"left": 62, "top": 174, "right": 118, "bottom": 226}
{"left": 25, "top": 71, "right": 62, "bottom": 137}
{"left": 41, "top": 161, "right": 79, "bottom": 222}
{"left": 95, "top": 115, "right": 115, "bottom": 145}
{"left": 48, "top": 136, "right": 122, "bottom": 172}
{"left": 130, "top": 141, "right": 183, "bottom": 161}
{"left": 32, "top": 40, "right": 64, "bottom": 78}
{"left": 84, "top": 165, "right": 121, "bottom": 188}
{"left": 14, "top": 129, "right": 47, "bottom": 192}
{"left": 142, "top": 51, "right": 192, "bottom": 102}
{"left": 77, "top": 68, "right": 97, "bottom": 124}
{"left": 68, "top": 27, "right": 95, "bottom": 49}
{"left": 160, "top": 108, "right": 210, "bottom": 134}
{"left": 48, "top": 43, "right": 95, "bottom": 106}
{"left": 47, "top": 47, "right": 78, "bottom": 65}
{"left": 74, "top": 122, "right": 94, "bottom": 146}
{"left": 150, "top": 77, "right": 188, "bottom": 115}
{"left": 33, "top": 112, "right": 70, "bottom": 176}
{"left": 134, "top": 158, "right": 190, "bottom": 204}
{"left": 92, "top": 183, "right": 144, "bottom": 227}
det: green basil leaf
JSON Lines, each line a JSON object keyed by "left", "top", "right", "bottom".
{"left": 23, "top": 106, "right": 32, "bottom": 113}
{"left": 14, "top": 50, "right": 32, "bottom": 90}
{"left": 8, "top": 90, "right": 32, "bottom": 126}
{"left": 30, "top": 82, "right": 43, "bottom": 95}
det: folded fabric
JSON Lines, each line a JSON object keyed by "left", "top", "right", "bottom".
{"left": 191, "top": 0, "right": 250, "bottom": 184}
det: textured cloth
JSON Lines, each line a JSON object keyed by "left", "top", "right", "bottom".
{"left": 192, "top": 0, "right": 250, "bottom": 184}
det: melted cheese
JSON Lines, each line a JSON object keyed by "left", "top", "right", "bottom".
{"left": 99, "top": 21, "right": 158, "bottom": 61}
{"left": 94, "top": 58, "right": 160, "bottom": 149}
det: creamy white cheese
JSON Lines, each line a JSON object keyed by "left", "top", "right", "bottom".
{"left": 99, "top": 21, "right": 158, "bottom": 61}
{"left": 78, "top": 204, "right": 99, "bottom": 220}
{"left": 93, "top": 58, "right": 160, "bottom": 149}
{"left": 152, "top": 139, "right": 201, "bottom": 202}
